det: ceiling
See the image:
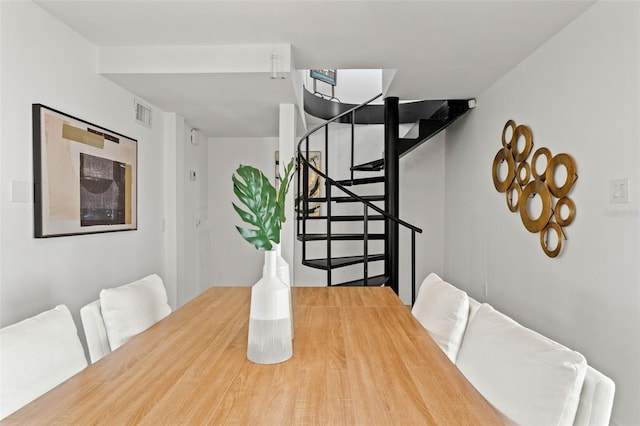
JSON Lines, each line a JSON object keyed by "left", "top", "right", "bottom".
{"left": 35, "top": 1, "right": 594, "bottom": 137}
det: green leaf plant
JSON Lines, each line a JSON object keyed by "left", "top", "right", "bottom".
{"left": 276, "top": 158, "right": 295, "bottom": 225}
{"left": 232, "top": 158, "right": 294, "bottom": 251}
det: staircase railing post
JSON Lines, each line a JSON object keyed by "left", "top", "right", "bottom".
{"left": 411, "top": 230, "right": 416, "bottom": 305}
{"left": 302, "top": 137, "right": 310, "bottom": 262}
{"left": 384, "top": 97, "right": 400, "bottom": 295}
{"left": 350, "top": 110, "right": 355, "bottom": 182}
{"left": 297, "top": 150, "right": 301, "bottom": 235}
{"left": 363, "top": 205, "right": 369, "bottom": 286}
{"left": 325, "top": 125, "right": 332, "bottom": 286}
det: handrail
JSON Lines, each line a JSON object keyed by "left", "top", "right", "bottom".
{"left": 299, "top": 92, "right": 383, "bottom": 141}
{"left": 297, "top": 159, "right": 422, "bottom": 234}
{"left": 297, "top": 94, "right": 423, "bottom": 234}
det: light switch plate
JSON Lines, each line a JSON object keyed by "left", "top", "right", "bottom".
{"left": 10, "top": 180, "right": 30, "bottom": 203}
{"left": 609, "top": 178, "right": 630, "bottom": 204}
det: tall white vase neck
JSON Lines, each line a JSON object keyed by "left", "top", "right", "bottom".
{"left": 266, "top": 243, "right": 293, "bottom": 340}
{"left": 265, "top": 243, "right": 290, "bottom": 286}
{"left": 264, "top": 249, "right": 277, "bottom": 277}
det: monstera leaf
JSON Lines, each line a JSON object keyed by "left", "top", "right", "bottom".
{"left": 232, "top": 165, "right": 280, "bottom": 250}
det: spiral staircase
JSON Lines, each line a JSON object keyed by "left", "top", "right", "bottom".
{"left": 297, "top": 89, "right": 474, "bottom": 302}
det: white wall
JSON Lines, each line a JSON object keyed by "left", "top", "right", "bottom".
{"left": 163, "top": 113, "right": 182, "bottom": 308}
{"left": 279, "top": 105, "right": 297, "bottom": 282}
{"left": 0, "top": 0, "right": 166, "bottom": 340}
{"left": 163, "top": 115, "right": 209, "bottom": 309}
{"left": 399, "top": 132, "right": 445, "bottom": 303}
{"left": 443, "top": 2, "right": 639, "bottom": 424}
{"left": 208, "top": 137, "right": 278, "bottom": 286}
{"left": 207, "top": 107, "right": 301, "bottom": 289}
{"left": 180, "top": 125, "right": 209, "bottom": 305}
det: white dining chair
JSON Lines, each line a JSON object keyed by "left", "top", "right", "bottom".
{"left": 467, "top": 295, "right": 481, "bottom": 323}
{"left": 89, "top": 274, "right": 172, "bottom": 356}
{"left": 411, "top": 273, "right": 470, "bottom": 362}
{"left": 456, "top": 303, "right": 588, "bottom": 426}
{"left": 80, "top": 299, "right": 111, "bottom": 363}
{"left": 0, "top": 305, "right": 88, "bottom": 420}
{"left": 573, "top": 365, "right": 615, "bottom": 426}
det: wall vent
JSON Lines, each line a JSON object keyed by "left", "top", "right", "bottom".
{"left": 134, "top": 98, "right": 152, "bottom": 128}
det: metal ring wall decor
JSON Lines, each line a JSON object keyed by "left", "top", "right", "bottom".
{"left": 519, "top": 180, "right": 552, "bottom": 233}
{"left": 492, "top": 120, "right": 578, "bottom": 257}
{"left": 513, "top": 125, "right": 534, "bottom": 162}
{"left": 502, "top": 120, "right": 516, "bottom": 149}
{"left": 540, "top": 222, "right": 563, "bottom": 258}
{"left": 532, "top": 147, "right": 551, "bottom": 181}
{"left": 492, "top": 147, "right": 515, "bottom": 192}
{"left": 517, "top": 162, "right": 531, "bottom": 186}
{"left": 506, "top": 182, "right": 521, "bottom": 213}
{"left": 546, "top": 153, "right": 577, "bottom": 198}
{"left": 554, "top": 197, "right": 576, "bottom": 227}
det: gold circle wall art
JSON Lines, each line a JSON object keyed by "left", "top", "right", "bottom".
{"left": 492, "top": 120, "right": 578, "bottom": 258}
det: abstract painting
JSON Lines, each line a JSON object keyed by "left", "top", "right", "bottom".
{"left": 33, "top": 104, "right": 137, "bottom": 237}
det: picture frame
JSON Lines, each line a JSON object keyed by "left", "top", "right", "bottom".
{"left": 32, "top": 104, "right": 138, "bottom": 237}
{"left": 310, "top": 69, "right": 337, "bottom": 86}
{"left": 275, "top": 150, "right": 322, "bottom": 217}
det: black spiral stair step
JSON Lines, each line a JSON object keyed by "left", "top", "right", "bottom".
{"left": 350, "top": 121, "right": 450, "bottom": 172}
{"left": 303, "top": 215, "right": 385, "bottom": 221}
{"left": 302, "top": 254, "right": 386, "bottom": 270}
{"left": 350, "top": 119, "right": 454, "bottom": 172}
{"left": 351, "top": 100, "right": 474, "bottom": 172}
{"left": 333, "top": 274, "right": 391, "bottom": 287}
{"left": 303, "top": 88, "right": 448, "bottom": 124}
{"left": 297, "top": 233, "right": 385, "bottom": 242}
{"left": 351, "top": 159, "right": 385, "bottom": 172}
{"left": 333, "top": 176, "right": 385, "bottom": 186}
{"left": 305, "top": 195, "right": 385, "bottom": 203}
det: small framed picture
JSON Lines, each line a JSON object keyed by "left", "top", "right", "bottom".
{"left": 32, "top": 104, "right": 138, "bottom": 237}
{"left": 310, "top": 69, "right": 337, "bottom": 86}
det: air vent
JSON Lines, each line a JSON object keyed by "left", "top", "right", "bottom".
{"left": 133, "top": 98, "right": 152, "bottom": 128}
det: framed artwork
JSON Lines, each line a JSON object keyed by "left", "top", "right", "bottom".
{"left": 310, "top": 69, "right": 337, "bottom": 86}
{"left": 275, "top": 151, "right": 322, "bottom": 217}
{"left": 33, "top": 104, "right": 138, "bottom": 237}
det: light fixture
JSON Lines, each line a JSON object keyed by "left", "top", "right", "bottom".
{"left": 269, "top": 1, "right": 286, "bottom": 80}
{"left": 270, "top": 53, "right": 285, "bottom": 80}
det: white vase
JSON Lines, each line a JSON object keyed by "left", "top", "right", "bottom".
{"left": 263, "top": 243, "right": 294, "bottom": 339}
{"left": 263, "top": 243, "right": 290, "bottom": 285}
{"left": 247, "top": 249, "right": 293, "bottom": 364}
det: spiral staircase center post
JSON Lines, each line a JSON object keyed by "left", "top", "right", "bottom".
{"left": 384, "top": 97, "right": 400, "bottom": 295}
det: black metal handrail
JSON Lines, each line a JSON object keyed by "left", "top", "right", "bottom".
{"left": 297, "top": 92, "right": 423, "bottom": 303}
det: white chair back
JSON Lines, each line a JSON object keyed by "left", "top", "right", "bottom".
{"left": 80, "top": 300, "right": 111, "bottom": 363}
{"left": 0, "top": 305, "right": 87, "bottom": 419}
{"left": 411, "top": 273, "right": 469, "bottom": 362}
{"left": 573, "top": 365, "right": 615, "bottom": 426}
{"left": 467, "top": 296, "right": 481, "bottom": 323}
{"left": 99, "top": 274, "right": 171, "bottom": 351}
{"left": 456, "top": 303, "right": 588, "bottom": 426}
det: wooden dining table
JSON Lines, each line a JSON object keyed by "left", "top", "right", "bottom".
{"left": 3, "top": 286, "right": 509, "bottom": 425}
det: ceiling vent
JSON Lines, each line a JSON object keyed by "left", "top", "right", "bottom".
{"left": 133, "top": 98, "right": 152, "bottom": 128}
